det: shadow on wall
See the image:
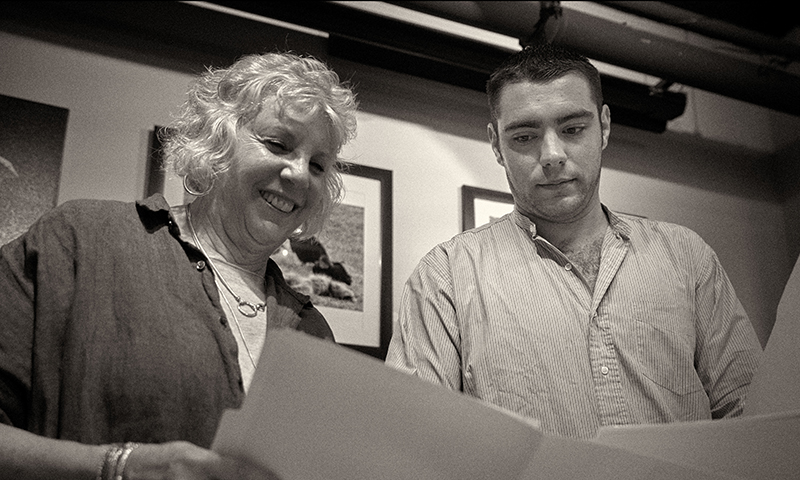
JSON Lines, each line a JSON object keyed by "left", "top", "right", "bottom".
{"left": 603, "top": 124, "right": 779, "bottom": 202}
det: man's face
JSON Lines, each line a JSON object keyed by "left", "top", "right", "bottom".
{"left": 488, "top": 73, "right": 611, "bottom": 226}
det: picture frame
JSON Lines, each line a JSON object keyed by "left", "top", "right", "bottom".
{"left": 310, "top": 163, "right": 393, "bottom": 360}
{"left": 461, "top": 185, "right": 514, "bottom": 231}
{"left": 271, "top": 163, "right": 392, "bottom": 360}
{"left": 146, "top": 126, "right": 186, "bottom": 206}
{"left": 1, "top": 95, "right": 69, "bottom": 247}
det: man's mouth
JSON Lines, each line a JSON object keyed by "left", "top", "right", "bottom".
{"left": 540, "top": 179, "right": 573, "bottom": 188}
{"left": 263, "top": 192, "right": 295, "bottom": 213}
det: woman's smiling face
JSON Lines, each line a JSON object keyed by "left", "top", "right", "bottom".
{"left": 210, "top": 99, "right": 337, "bottom": 252}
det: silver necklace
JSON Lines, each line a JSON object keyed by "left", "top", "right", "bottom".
{"left": 186, "top": 204, "right": 267, "bottom": 318}
{"left": 217, "top": 282, "right": 258, "bottom": 369}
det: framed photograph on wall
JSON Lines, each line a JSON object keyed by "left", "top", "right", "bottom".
{"left": 146, "top": 126, "right": 186, "bottom": 206}
{"left": 0, "top": 95, "right": 69, "bottom": 246}
{"left": 271, "top": 163, "right": 393, "bottom": 360}
{"left": 461, "top": 185, "right": 514, "bottom": 232}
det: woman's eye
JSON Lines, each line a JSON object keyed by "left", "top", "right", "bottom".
{"left": 255, "top": 136, "right": 288, "bottom": 153}
{"left": 265, "top": 140, "right": 288, "bottom": 152}
{"left": 309, "top": 161, "right": 326, "bottom": 175}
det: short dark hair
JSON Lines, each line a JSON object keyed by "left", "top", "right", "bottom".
{"left": 486, "top": 44, "right": 603, "bottom": 121}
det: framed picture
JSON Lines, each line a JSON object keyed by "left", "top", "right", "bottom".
{"left": 146, "top": 126, "right": 186, "bottom": 206}
{"left": 461, "top": 185, "right": 514, "bottom": 231}
{"left": 272, "top": 163, "right": 393, "bottom": 360}
{"left": 0, "top": 95, "right": 69, "bottom": 246}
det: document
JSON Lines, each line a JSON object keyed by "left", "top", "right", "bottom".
{"left": 744, "top": 254, "right": 800, "bottom": 416}
{"left": 593, "top": 410, "right": 800, "bottom": 480}
{"left": 213, "top": 329, "right": 741, "bottom": 480}
{"left": 212, "top": 329, "right": 542, "bottom": 480}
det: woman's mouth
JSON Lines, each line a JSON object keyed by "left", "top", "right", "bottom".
{"left": 263, "top": 192, "right": 295, "bottom": 213}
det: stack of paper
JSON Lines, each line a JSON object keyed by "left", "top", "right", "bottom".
{"left": 213, "top": 329, "right": 741, "bottom": 480}
{"left": 592, "top": 411, "right": 800, "bottom": 480}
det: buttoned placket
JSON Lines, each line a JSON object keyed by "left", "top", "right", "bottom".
{"left": 183, "top": 236, "right": 247, "bottom": 396}
{"left": 588, "top": 229, "right": 633, "bottom": 426}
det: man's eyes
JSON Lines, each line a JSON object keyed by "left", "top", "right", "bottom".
{"left": 511, "top": 133, "right": 536, "bottom": 143}
{"left": 510, "top": 126, "right": 585, "bottom": 143}
{"left": 563, "top": 125, "right": 586, "bottom": 135}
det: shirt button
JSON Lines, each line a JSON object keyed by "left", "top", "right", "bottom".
{"left": 219, "top": 316, "right": 227, "bottom": 327}
{"left": 565, "top": 263, "right": 573, "bottom": 271}
{"left": 196, "top": 260, "right": 206, "bottom": 271}
{"left": 600, "top": 366, "right": 609, "bottom": 375}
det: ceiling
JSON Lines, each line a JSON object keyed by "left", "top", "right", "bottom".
{"left": 602, "top": 1, "right": 800, "bottom": 67}
{"left": 374, "top": 1, "right": 800, "bottom": 118}
{"left": 653, "top": 1, "right": 799, "bottom": 42}
{"left": 2, "top": 1, "right": 798, "bottom": 132}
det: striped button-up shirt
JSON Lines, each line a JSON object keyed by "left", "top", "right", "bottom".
{"left": 386, "top": 207, "right": 762, "bottom": 439}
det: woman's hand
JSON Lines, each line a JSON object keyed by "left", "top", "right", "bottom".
{"left": 117, "top": 441, "right": 280, "bottom": 480}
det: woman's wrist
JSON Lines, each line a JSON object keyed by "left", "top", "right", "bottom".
{"left": 96, "top": 443, "right": 141, "bottom": 480}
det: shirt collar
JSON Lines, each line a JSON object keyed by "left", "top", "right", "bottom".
{"left": 605, "top": 206, "right": 632, "bottom": 241}
{"left": 135, "top": 193, "right": 175, "bottom": 233}
{"left": 512, "top": 204, "right": 632, "bottom": 241}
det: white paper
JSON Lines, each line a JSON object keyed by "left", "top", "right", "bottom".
{"left": 744, "top": 255, "right": 800, "bottom": 416}
{"left": 593, "top": 410, "right": 800, "bottom": 479}
{"left": 213, "top": 329, "right": 544, "bottom": 480}
{"left": 213, "top": 329, "right": 758, "bottom": 480}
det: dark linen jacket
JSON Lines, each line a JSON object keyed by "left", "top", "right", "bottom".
{"left": 0, "top": 194, "right": 333, "bottom": 447}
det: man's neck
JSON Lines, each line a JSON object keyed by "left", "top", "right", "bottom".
{"left": 534, "top": 206, "right": 609, "bottom": 254}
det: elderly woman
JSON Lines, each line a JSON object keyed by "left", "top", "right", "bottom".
{"left": 0, "top": 52, "right": 357, "bottom": 479}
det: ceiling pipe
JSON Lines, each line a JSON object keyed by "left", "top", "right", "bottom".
{"left": 394, "top": 1, "right": 800, "bottom": 118}
{"left": 602, "top": 1, "right": 800, "bottom": 65}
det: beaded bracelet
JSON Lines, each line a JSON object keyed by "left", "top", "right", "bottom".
{"left": 96, "top": 442, "right": 141, "bottom": 480}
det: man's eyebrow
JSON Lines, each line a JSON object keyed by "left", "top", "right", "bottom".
{"left": 503, "top": 120, "right": 540, "bottom": 133}
{"left": 502, "top": 109, "right": 595, "bottom": 133}
{"left": 558, "top": 109, "right": 595, "bottom": 124}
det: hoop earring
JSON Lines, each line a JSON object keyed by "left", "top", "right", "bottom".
{"left": 183, "top": 175, "right": 213, "bottom": 197}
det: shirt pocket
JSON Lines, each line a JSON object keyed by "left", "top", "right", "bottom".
{"left": 635, "top": 307, "right": 703, "bottom": 396}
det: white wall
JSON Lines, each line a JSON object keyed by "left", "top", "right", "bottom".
{"left": 1, "top": 26, "right": 796, "bottom": 346}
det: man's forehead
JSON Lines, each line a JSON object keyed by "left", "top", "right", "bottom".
{"left": 495, "top": 76, "right": 597, "bottom": 125}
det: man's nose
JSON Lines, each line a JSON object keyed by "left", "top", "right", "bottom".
{"left": 539, "top": 130, "right": 567, "bottom": 167}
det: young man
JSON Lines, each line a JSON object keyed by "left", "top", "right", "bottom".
{"left": 385, "top": 44, "right": 763, "bottom": 439}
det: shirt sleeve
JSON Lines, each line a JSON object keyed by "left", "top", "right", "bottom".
{"left": 0, "top": 228, "right": 42, "bottom": 427}
{"left": 385, "top": 247, "right": 463, "bottom": 391}
{"left": 693, "top": 243, "right": 763, "bottom": 418}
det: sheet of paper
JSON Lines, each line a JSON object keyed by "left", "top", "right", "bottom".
{"left": 592, "top": 410, "right": 800, "bottom": 480}
{"left": 744, "top": 255, "right": 800, "bottom": 416}
{"left": 212, "top": 329, "right": 545, "bottom": 480}
{"left": 522, "top": 434, "right": 743, "bottom": 480}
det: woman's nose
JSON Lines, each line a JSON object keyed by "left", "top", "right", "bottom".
{"left": 280, "top": 157, "right": 311, "bottom": 185}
